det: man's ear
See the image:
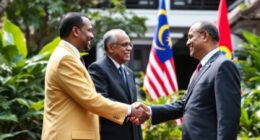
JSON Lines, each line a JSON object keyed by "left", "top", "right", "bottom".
{"left": 107, "top": 44, "right": 114, "bottom": 53}
{"left": 202, "top": 31, "right": 210, "bottom": 42}
{"left": 71, "top": 26, "right": 80, "bottom": 38}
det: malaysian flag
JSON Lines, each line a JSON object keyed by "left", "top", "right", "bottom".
{"left": 143, "top": 0, "right": 178, "bottom": 100}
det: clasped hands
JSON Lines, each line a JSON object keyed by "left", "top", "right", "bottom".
{"left": 128, "top": 102, "right": 150, "bottom": 125}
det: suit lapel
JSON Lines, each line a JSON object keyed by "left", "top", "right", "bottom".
{"left": 59, "top": 41, "right": 86, "bottom": 71}
{"left": 184, "top": 51, "right": 222, "bottom": 105}
{"left": 187, "top": 63, "right": 211, "bottom": 93}
{"left": 105, "top": 57, "right": 132, "bottom": 102}
{"left": 124, "top": 67, "right": 135, "bottom": 103}
{"left": 105, "top": 56, "right": 125, "bottom": 86}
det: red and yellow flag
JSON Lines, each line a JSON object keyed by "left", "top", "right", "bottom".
{"left": 217, "top": 0, "right": 233, "bottom": 59}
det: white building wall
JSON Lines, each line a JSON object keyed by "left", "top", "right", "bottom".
{"left": 129, "top": 9, "right": 217, "bottom": 45}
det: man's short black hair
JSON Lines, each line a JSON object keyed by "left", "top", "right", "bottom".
{"left": 199, "top": 21, "right": 219, "bottom": 42}
{"left": 59, "top": 12, "right": 85, "bottom": 38}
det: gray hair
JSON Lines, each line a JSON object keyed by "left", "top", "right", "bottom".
{"left": 103, "top": 29, "right": 128, "bottom": 51}
{"left": 197, "top": 21, "right": 219, "bottom": 42}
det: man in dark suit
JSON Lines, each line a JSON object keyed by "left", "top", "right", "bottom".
{"left": 135, "top": 21, "right": 241, "bottom": 140}
{"left": 88, "top": 29, "right": 143, "bottom": 140}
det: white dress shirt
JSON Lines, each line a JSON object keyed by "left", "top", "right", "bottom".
{"left": 62, "top": 40, "right": 81, "bottom": 59}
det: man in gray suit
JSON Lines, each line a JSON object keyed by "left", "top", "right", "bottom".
{"left": 88, "top": 29, "right": 143, "bottom": 140}
{"left": 135, "top": 21, "right": 241, "bottom": 140}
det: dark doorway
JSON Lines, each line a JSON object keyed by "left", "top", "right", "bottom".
{"left": 83, "top": 45, "right": 96, "bottom": 68}
{"left": 173, "top": 34, "right": 198, "bottom": 90}
{"left": 129, "top": 34, "right": 199, "bottom": 90}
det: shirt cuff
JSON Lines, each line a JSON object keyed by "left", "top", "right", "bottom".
{"left": 149, "top": 106, "right": 152, "bottom": 116}
{"left": 127, "top": 105, "right": 131, "bottom": 116}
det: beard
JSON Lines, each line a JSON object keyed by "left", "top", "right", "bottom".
{"left": 82, "top": 40, "right": 92, "bottom": 52}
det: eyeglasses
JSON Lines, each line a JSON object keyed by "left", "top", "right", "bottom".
{"left": 113, "top": 42, "right": 133, "bottom": 48}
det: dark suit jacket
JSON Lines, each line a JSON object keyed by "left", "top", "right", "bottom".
{"left": 88, "top": 56, "right": 142, "bottom": 140}
{"left": 151, "top": 52, "right": 241, "bottom": 140}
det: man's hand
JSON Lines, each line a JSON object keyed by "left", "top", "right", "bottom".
{"left": 129, "top": 102, "right": 150, "bottom": 125}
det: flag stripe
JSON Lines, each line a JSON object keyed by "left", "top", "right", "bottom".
{"left": 170, "top": 59, "right": 179, "bottom": 90}
{"left": 151, "top": 50, "right": 170, "bottom": 94}
{"left": 147, "top": 68, "right": 164, "bottom": 97}
{"left": 147, "top": 75, "right": 161, "bottom": 99}
{"left": 164, "top": 61, "right": 175, "bottom": 93}
{"left": 150, "top": 64, "right": 168, "bottom": 95}
{"left": 146, "top": 50, "right": 168, "bottom": 97}
{"left": 165, "top": 59, "right": 178, "bottom": 91}
{"left": 149, "top": 49, "right": 163, "bottom": 76}
{"left": 144, "top": 79, "right": 158, "bottom": 99}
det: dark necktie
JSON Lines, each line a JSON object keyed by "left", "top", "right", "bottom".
{"left": 193, "top": 63, "right": 202, "bottom": 81}
{"left": 118, "top": 66, "right": 127, "bottom": 84}
{"left": 119, "top": 66, "right": 131, "bottom": 101}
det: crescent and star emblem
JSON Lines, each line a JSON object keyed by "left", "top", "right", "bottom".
{"left": 153, "top": 9, "right": 172, "bottom": 51}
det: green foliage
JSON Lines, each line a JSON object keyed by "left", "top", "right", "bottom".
{"left": 2, "top": 17, "right": 27, "bottom": 59}
{"left": 0, "top": 130, "right": 29, "bottom": 140}
{"left": 88, "top": 10, "right": 147, "bottom": 45}
{"left": 134, "top": 71, "right": 184, "bottom": 140}
{"left": 143, "top": 121, "right": 182, "bottom": 140}
{"left": 0, "top": 17, "right": 56, "bottom": 139}
{"left": 4, "top": 0, "right": 147, "bottom": 53}
{"left": 141, "top": 91, "right": 185, "bottom": 140}
{"left": 4, "top": 0, "right": 93, "bottom": 50}
{"left": 240, "top": 90, "right": 260, "bottom": 138}
{"left": 236, "top": 31, "right": 260, "bottom": 139}
{"left": 87, "top": 1, "right": 147, "bottom": 46}
{"left": 1, "top": 17, "right": 27, "bottom": 66}
{"left": 236, "top": 31, "right": 260, "bottom": 89}
{"left": 38, "top": 37, "right": 60, "bottom": 58}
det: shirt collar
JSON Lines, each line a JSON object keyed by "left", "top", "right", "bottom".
{"left": 62, "top": 40, "right": 81, "bottom": 59}
{"left": 200, "top": 48, "right": 219, "bottom": 66}
{"left": 108, "top": 56, "right": 124, "bottom": 69}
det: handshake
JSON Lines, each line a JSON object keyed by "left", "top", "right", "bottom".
{"left": 129, "top": 102, "right": 150, "bottom": 125}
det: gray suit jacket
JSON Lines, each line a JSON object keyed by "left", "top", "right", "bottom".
{"left": 151, "top": 52, "right": 241, "bottom": 140}
{"left": 88, "top": 56, "right": 142, "bottom": 140}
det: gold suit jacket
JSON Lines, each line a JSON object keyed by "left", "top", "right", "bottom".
{"left": 41, "top": 40, "right": 128, "bottom": 140}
